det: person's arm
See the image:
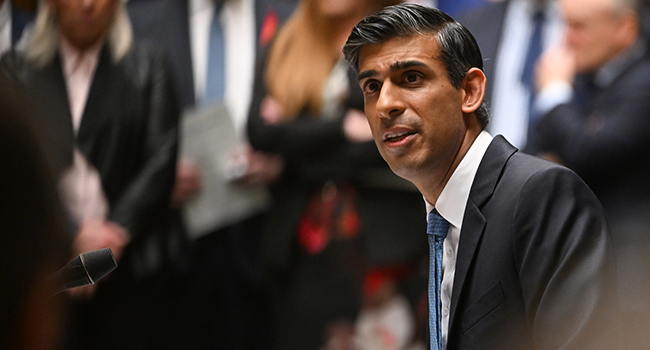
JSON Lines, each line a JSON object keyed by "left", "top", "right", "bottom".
{"left": 513, "top": 166, "right": 620, "bottom": 349}
{"left": 247, "top": 47, "right": 348, "bottom": 159}
{"left": 107, "top": 46, "right": 180, "bottom": 238}
{"left": 532, "top": 53, "right": 650, "bottom": 182}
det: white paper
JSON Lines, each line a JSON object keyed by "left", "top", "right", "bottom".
{"left": 179, "top": 103, "right": 270, "bottom": 239}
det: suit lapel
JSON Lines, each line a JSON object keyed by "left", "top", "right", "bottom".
{"left": 78, "top": 44, "right": 112, "bottom": 148}
{"left": 448, "top": 135, "right": 517, "bottom": 331}
{"left": 169, "top": 0, "right": 194, "bottom": 107}
{"left": 36, "top": 55, "right": 76, "bottom": 174}
{"left": 77, "top": 44, "right": 132, "bottom": 163}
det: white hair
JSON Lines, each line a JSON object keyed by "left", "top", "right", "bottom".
{"left": 23, "top": 0, "right": 133, "bottom": 67}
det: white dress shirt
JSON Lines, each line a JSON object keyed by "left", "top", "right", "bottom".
{"left": 0, "top": 0, "right": 11, "bottom": 56}
{"left": 57, "top": 37, "right": 109, "bottom": 222}
{"left": 190, "top": 0, "right": 255, "bottom": 138}
{"left": 489, "top": 0, "right": 563, "bottom": 148}
{"left": 425, "top": 130, "right": 493, "bottom": 350}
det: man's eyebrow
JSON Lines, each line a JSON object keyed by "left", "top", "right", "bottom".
{"left": 358, "top": 60, "right": 428, "bottom": 82}
{"left": 358, "top": 69, "right": 378, "bottom": 82}
{"left": 391, "top": 60, "right": 427, "bottom": 71}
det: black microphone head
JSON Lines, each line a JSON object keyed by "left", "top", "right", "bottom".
{"left": 51, "top": 248, "right": 118, "bottom": 294}
{"left": 80, "top": 248, "right": 117, "bottom": 284}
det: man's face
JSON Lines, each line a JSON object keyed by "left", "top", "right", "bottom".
{"left": 561, "top": 0, "right": 633, "bottom": 72}
{"left": 50, "top": 0, "right": 119, "bottom": 50}
{"left": 357, "top": 35, "right": 469, "bottom": 184}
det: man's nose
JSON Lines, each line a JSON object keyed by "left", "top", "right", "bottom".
{"left": 376, "top": 82, "right": 404, "bottom": 119}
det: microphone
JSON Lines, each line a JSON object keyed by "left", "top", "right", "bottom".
{"left": 51, "top": 248, "right": 118, "bottom": 295}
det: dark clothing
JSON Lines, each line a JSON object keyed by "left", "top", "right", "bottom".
{"left": 1, "top": 41, "right": 181, "bottom": 350}
{"left": 128, "top": 0, "right": 297, "bottom": 108}
{"left": 247, "top": 47, "right": 427, "bottom": 349}
{"left": 447, "top": 135, "right": 619, "bottom": 349}
{"left": 127, "top": 1, "right": 297, "bottom": 349}
{"left": 248, "top": 55, "right": 426, "bottom": 273}
{"left": 457, "top": 0, "right": 509, "bottom": 106}
{"left": 10, "top": 3, "right": 34, "bottom": 46}
{"left": 531, "top": 44, "right": 650, "bottom": 348}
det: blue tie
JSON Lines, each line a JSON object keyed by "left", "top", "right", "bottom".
{"left": 427, "top": 209, "right": 449, "bottom": 350}
{"left": 203, "top": 5, "right": 225, "bottom": 104}
{"left": 521, "top": 9, "right": 546, "bottom": 136}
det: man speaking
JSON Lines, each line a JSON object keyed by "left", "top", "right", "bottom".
{"left": 343, "top": 3, "right": 620, "bottom": 349}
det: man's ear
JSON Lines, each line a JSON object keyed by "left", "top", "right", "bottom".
{"left": 460, "top": 67, "right": 486, "bottom": 114}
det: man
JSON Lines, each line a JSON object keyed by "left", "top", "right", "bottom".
{"left": 531, "top": 0, "right": 650, "bottom": 346}
{"left": 0, "top": 0, "right": 180, "bottom": 349}
{"left": 458, "top": 0, "right": 564, "bottom": 150}
{"left": 127, "top": 1, "right": 294, "bottom": 349}
{"left": 343, "top": 3, "right": 619, "bottom": 349}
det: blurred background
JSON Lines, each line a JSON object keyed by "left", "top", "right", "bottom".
{"left": 2, "top": 0, "right": 650, "bottom": 349}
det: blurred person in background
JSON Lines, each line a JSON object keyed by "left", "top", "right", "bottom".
{"left": 436, "top": 0, "right": 488, "bottom": 18}
{"left": 247, "top": 0, "right": 430, "bottom": 349}
{"left": 459, "top": 0, "right": 564, "bottom": 151}
{"left": 128, "top": 0, "right": 295, "bottom": 348}
{"left": 529, "top": 0, "right": 650, "bottom": 347}
{"left": 0, "top": 77, "right": 72, "bottom": 350}
{"left": 0, "top": 0, "right": 181, "bottom": 349}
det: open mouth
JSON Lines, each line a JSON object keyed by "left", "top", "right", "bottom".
{"left": 383, "top": 130, "right": 416, "bottom": 143}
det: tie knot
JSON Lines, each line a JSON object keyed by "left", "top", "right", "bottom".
{"left": 427, "top": 210, "right": 449, "bottom": 241}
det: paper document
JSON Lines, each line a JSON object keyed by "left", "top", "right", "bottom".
{"left": 180, "top": 103, "right": 270, "bottom": 239}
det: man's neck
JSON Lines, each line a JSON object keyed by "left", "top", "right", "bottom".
{"left": 419, "top": 123, "right": 483, "bottom": 206}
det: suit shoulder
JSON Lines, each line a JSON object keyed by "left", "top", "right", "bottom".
{"left": 506, "top": 152, "right": 602, "bottom": 212}
{"left": 500, "top": 152, "right": 597, "bottom": 203}
{"left": 507, "top": 151, "right": 574, "bottom": 180}
{"left": 121, "top": 39, "right": 172, "bottom": 75}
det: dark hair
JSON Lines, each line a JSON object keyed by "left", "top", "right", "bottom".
{"left": 343, "top": 3, "right": 490, "bottom": 128}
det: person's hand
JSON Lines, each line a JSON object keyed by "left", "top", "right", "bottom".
{"left": 343, "top": 109, "right": 373, "bottom": 143}
{"left": 73, "top": 219, "right": 130, "bottom": 261}
{"left": 170, "top": 158, "right": 202, "bottom": 208}
{"left": 232, "top": 146, "right": 284, "bottom": 186}
{"left": 535, "top": 46, "right": 576, "bottom": 91}
{"left": 260, "top": 96, "right": 285, "bottom": 124}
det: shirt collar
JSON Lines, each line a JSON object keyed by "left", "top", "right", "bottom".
{"left": 425, "top": 130, "right": 493, "bottom": 229}
{"left": 59, "top": 35, "right": 103, "bottom": 76}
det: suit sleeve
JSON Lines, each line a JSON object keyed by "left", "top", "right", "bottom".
{"left": 512, "top": 166, "right": 620, "bottom": 349}
{"left": 108, "top": 48, "right": 180, "bottom": 238}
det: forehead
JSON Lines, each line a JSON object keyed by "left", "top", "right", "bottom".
{"left": 561, "top": 0, "right": 612, "bottom": 21}
{"left": 358, "top": 34, "right": 442, "bottom": 73}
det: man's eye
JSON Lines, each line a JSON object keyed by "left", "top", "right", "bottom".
{"left": 405, "top": 72, "right": 420, "bottom": 83}
{"left": 363, "top": 81, "right": 380, "bottom": 94}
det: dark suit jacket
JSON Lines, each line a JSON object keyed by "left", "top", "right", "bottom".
{"left": 1, "top": 41, "right": 180, "bottom": 257}
{"left": 530, "top": 45, "right": 650, "bottom": 314}
{"left": 447, "top": 135, "right": 619, "bottom": 349}
{"left": 127, "top": 0, "right": 297, "bottom": 108}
